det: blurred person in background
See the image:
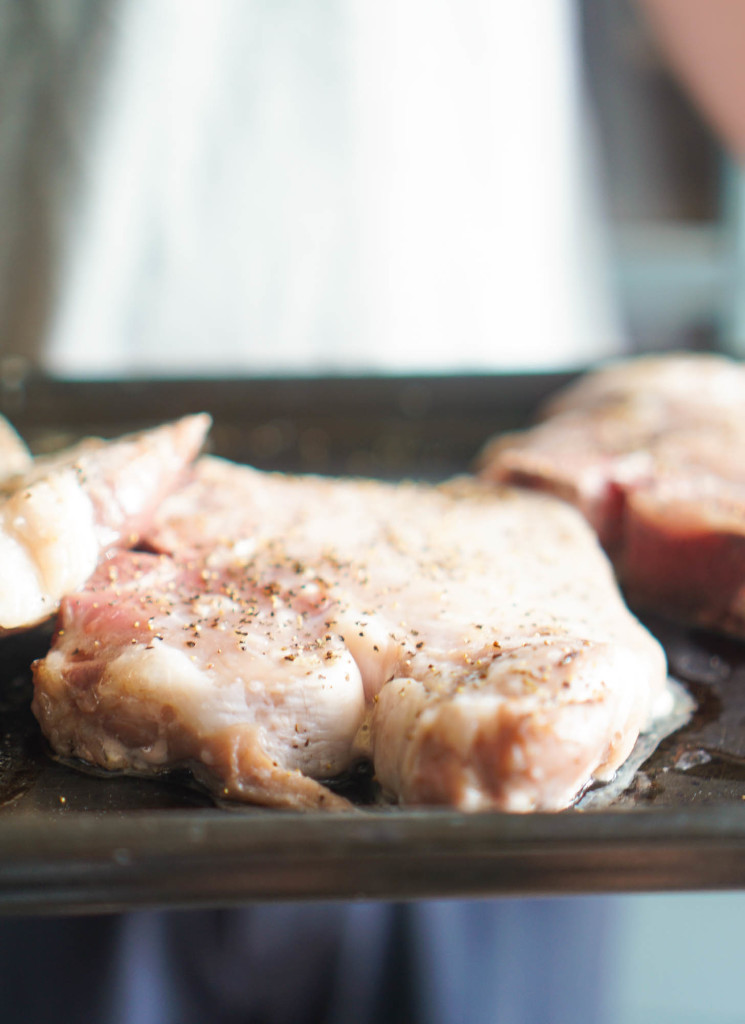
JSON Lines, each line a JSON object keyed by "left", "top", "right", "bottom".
{"left": 0, "top": 2, "right": 742, "bottom": 1023}
{"left": 0, "top": 1, "right": 619, "bottom": 376}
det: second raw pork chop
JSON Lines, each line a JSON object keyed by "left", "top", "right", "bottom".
{"left": 33, "top": 457, "right": 667, "bottom": 811}
{"left": 479, "top": 354, "right": 745, "bottom": 635}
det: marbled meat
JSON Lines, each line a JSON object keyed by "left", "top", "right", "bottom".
{"left": 479, "top": 354, "right": 745, "bottom": 635}
{"left": 0, "top": 415, "right": 209, "bottom": 631}
{"left": 33, "top": 456, "right": 667, "bottom": 811}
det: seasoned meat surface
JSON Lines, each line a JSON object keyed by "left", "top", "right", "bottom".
{"left": 33, "top": 457, "right": 667, "bottom": 811}
{"left": 479, "top": 354, "right": 745, "bottom": 635}
{"left": 33, "top": 549, "right": 358, "bottom": 810}
{"left": 0, "top": 415, "right": 208, "bottom": 631}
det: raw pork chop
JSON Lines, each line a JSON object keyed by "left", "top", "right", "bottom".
{"left": 479, "top": 354, "right": 745, "bottom": 635}
{"left": 0, "top": 415, "right": 208, "bottom": 631}
{"left": 33, "top": 457, "right": 667, "bottom": 812}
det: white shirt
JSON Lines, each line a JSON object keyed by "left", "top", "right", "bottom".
{"left": 2, "top": 1, "right": 621, "bottom": 376}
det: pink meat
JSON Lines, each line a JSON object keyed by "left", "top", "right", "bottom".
{"left": 33, "top": 457, "right": 667, "bottom": 812}
{"left": 479, "top": 353, "right": 745, "bottom": 633}
{"left": 0, "top": 414, "right": 209, "bottom": 631}
{"left": 33, "top": 550, "right": 358, "bottom": 810}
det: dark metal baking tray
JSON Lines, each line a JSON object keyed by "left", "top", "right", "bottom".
{"left": 1, "top": 371, "right": 744, "bottom": 915}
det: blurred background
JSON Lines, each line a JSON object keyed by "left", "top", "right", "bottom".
{"left": 583, "top": 0, "right": 742, "bottom": 357}
{"left": 3, "top": 0, "right": 744, "bottom": 377}
{"left": 2, "top": 2, "right": 745, "bottom": 1023}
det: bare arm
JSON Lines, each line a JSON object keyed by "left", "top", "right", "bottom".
{"left": 639, "top": 0, "right": 745, "bottom": 163}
